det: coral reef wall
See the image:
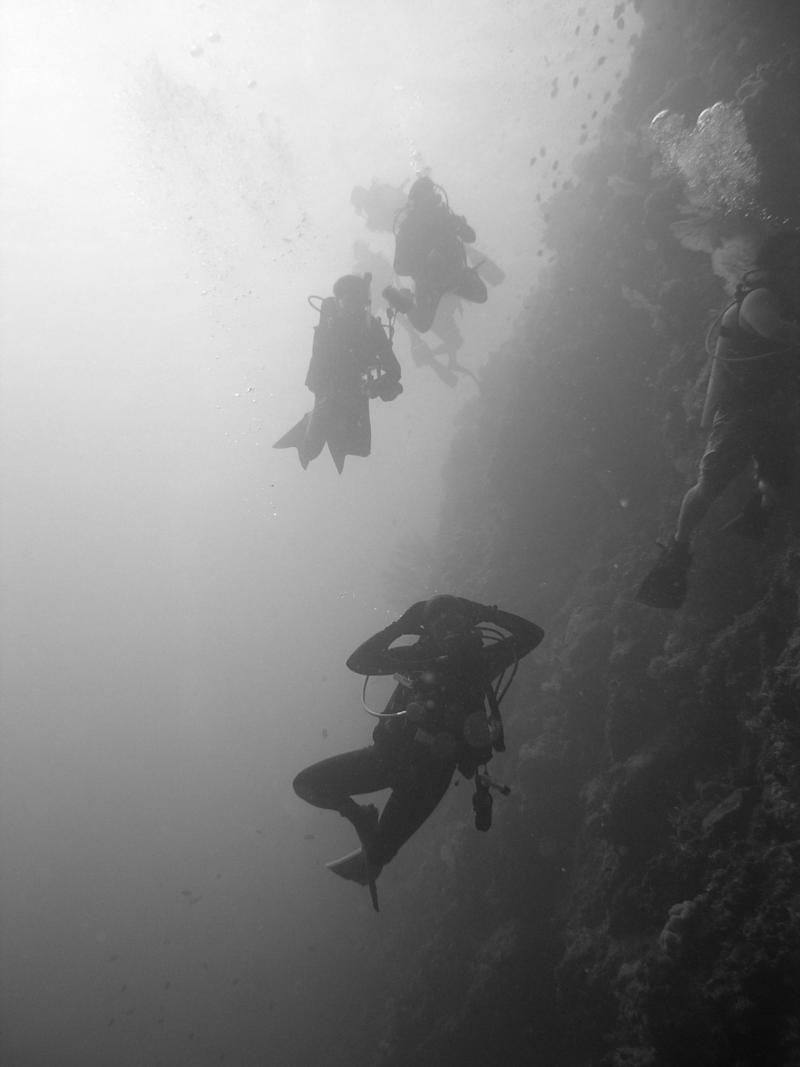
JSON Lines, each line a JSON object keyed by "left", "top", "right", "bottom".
{"left": 370, "top": 2, "right": 800, "bottom": 1065}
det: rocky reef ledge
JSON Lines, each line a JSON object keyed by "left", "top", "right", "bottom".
{"left": 371, "top": 2, "right": 800, "bottom": 1065}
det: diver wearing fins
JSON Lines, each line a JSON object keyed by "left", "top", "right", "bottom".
{"left": 350, "top": 177, "right": 410, "bottom": 233}
{"left": 382, "top": 176, "right": 488, "bottom": 334}
{"left": 293, "top": 595, "right": 543, "bottom": 910}
{"left": 273, "top": 274, "right": 402, "bottom": 473}
{"left": 637, "top": 231, "right": 800, "bottom": 610}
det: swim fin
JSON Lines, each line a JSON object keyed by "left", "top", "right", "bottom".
{"left": 350, "top": 802, "right": 379, "bottom": 851}
{"left": 273, "top": 413, "right": 312, "bottom": 468}
{"left": 636, "top": 540, "right": 692, "bottom": 610}
{"left": 326, "top": 848, "right": 381, "bottom": 912}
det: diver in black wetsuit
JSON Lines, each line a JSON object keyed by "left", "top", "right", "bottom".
{"left": 293, "top": 595, "right": 543, "bottom": 897}
{"left": 350, "top": 178, "right": 410, "bottom": 233}
{"left": 637, "top": 231, "right": 800, "bottom": 609}
{"left": 273, "top": 274, "right": 402, "bottom": 473}
{"left": 383, "top": 177, "right": 488, "bottom": 333}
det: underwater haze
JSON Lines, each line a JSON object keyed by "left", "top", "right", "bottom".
{"left": 0, "top": 2, "right": 637, "bottom": 1064}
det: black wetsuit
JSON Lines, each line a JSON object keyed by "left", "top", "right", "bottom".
{"left": 276, "top": 302, "right": 402, "bottom": 472}
{"left": 305, "top": 304, "right": 400, "bottom": 399}
{"left": 392, "top": 202, "right": 488, "bottom": 332}
{"left": 700, "top": 287, "right": 799, "bottom": 498}
{"left": 293, "top": 607, "right": 543, "bottom": 868}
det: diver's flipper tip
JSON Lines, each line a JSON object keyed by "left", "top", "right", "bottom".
{"left": 326, "top": 848, "right": 370, "bottom": 884}
{"left": 368, "top": 878, "right": 380, "bottom": 913}
{"left": 636, "top": 576, "right": 686, "bottom": 610}
{"left": 326, "top": 846, "right": 382, "bottom": 911}
{"left": 273, "top": 413, "right": 311, "bottom": 451}
{"left": 636, "top": 543, "right": 691, "bottom": 610}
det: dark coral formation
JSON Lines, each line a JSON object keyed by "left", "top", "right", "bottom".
{"left": 361, "top": 2, "right": 800, "bottom": 1065}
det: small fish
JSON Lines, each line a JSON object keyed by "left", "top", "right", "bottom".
{"left": 304, "top": 833, "right": 315, "bottom": 841}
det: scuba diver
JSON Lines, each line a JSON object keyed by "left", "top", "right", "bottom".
{"left": 350, "top": 178, "right": 410, "bottom": 233}
{"left": 351, "top": 239, "right": 478, "bottom": 388}
{"left": 637, "top": 230, "right": 800, "bottom": 609}
{"left": 273, "top": 274, "right": 402, "bottom": 473}
{"left": 382, "top": 176, "right": 488, "bottom": 334}
{"left": 293, "top": 595, "right": 544, "bottom": 910}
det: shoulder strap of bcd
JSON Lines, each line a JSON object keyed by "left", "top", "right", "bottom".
{"left": 484, "top": 682, "right": 505, "bottom": 753}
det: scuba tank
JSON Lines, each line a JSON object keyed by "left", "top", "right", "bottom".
{"left": 308, "top": 275, "right": 399, "bottom": 400}
{"left": 701, "top": 279, "right": 752, "bottom": 429}
{"left": 701, "top": 309, "right": 732, "bottom": 430}
{"left": 701, "top": 274, "right": 762, "bottom": 429}
{"left": 701, "top": 270, "right": 797, "bottom": 427}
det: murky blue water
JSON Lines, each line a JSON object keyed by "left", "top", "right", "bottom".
{"left": 0, "top": 2, "right": 640, "bottom": 1063}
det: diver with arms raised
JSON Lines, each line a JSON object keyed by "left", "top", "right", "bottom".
{"left": 293, "top": 595, "right": 543, "bottom": 910}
